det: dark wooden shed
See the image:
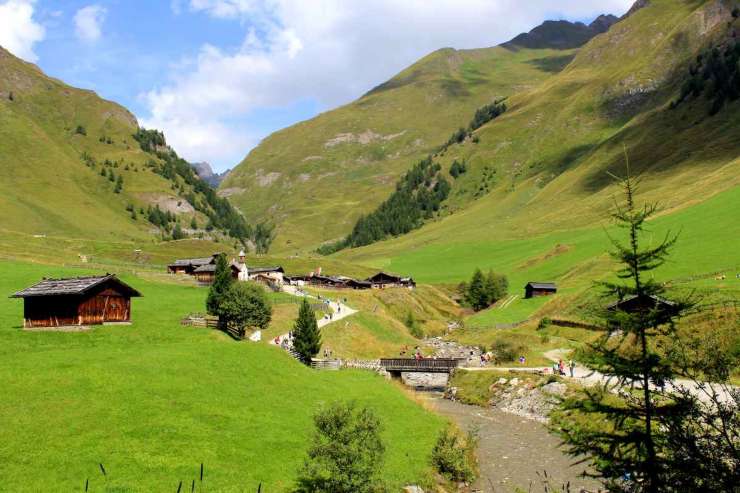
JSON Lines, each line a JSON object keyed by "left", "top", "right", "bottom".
{"left": 11, "top": 274, "right": 141, "bottom": 328}
{"left": 606, "top": 294, "right": 679, "bottom": 323}
{"left": 524, "top": 282, "right": 557, "bottom": 298}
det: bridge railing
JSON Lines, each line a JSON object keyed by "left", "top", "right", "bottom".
{"left": 379, "top": 358, "right": 462, "bottom": 372}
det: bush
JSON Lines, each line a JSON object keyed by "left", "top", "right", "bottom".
{"left": 490, "top": 339, "right": 525, "bottom": 363}
{"left": 404, "top": 311, "right": 424, "bottom": 339}
{"left": 431, "top": 425, "right": 478, "bottom": 483}
{"left": 74, "top": 125, "right": 87, "bottom": 136}
{"left": 537, "top": 317, "right": 551, "bottom": 330}
{"left": 296, "top": 402, "right": 385, "bottom": 493}
{"left": 218, "top": 282, "right": 272, "bottom": 337}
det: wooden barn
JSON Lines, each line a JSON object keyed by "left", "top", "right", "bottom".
{"left": 247, "top": 266, "right": 285, "bottom": 285}
{"left": 11, "top": 274, "right": 141, "bottom": 328}
{"left": 366, "top": 272, "right": 416, "bottom": 289}
{"left": 524, "top": 282, "right": 557, "bottom": 298}
{"left": 193, "top": 263, "right": 240, "bottom": 285}
{"left": 606, "top": 294, "right": 679, "bottom": 323}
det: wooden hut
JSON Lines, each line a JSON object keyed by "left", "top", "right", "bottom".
{"left": 366, "top": 272, "right": 416, "bottom": 289}
{"left": 167, "top": 256, "right": 216, "bottom": 275}
{"left": 606, "top": 294, "right": 678, "bottom": 323}
{"left": 524, "top": 282, "right": 557, "bottom": 298}
{"left": 11, "top": 274, "right": 141, "bottom": 328}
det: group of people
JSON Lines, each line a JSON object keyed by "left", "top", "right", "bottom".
{"left": 399, "top": 345, "right": 424, "bottom": 360}
{"left": 553, "top": 358, "right": 576, "bottom": 377}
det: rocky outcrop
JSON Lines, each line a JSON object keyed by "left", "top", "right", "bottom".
{"left": 504, "top": 15, "right": 619, "bottom": 50}
{"left": 191, "top": 161, "right": 229, "bottom": 187}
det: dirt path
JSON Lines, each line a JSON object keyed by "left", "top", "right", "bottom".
{"left": 465, "top": 349, "right": 735, "bottom": 404}
{"left": 271, "top": 285, "right": 357, "bottom": 345}
{"left": 423, "top": 394, "right": 603, "bottom": 493}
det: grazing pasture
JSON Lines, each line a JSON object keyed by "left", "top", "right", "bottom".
{"left": 0, "top": 261, "right": 444, "bottom": 492}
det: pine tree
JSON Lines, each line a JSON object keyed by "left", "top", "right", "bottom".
{"left": 190, "top": 217, "right": 198, "bottom": 230}
{"left": 556, "top": 164, "right": 692, "bottom": 492}
{"left": 465, "top": 269, "right": 487, "bottom": 311}
{"left": 206, "top": 254, "right": 233, "bottom": 316}
{"left": 293, "top": 298, "right": 321, "bottom": 364}
{"left": 172, "top": 223, "right": 184, "bottom": 240}
{"left": 114, "top": 174, "right": 123, "bottom": 193}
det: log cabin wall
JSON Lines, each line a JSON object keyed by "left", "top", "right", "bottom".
{"left": 23, "top": 296, "right": 79, "bottom": 328}
{"left": 77, "top": 287, "right": 131, "bottom": 323}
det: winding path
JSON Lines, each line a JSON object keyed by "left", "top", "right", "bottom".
{"left": 270, "top": 285, "right": 358, "bottom": 346}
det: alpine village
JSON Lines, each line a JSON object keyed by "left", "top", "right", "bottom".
{"left": 1, "top": 1, "right": 739, "bottom": 492}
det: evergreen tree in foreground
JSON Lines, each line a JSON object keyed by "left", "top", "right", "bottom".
{"left": 206, "top": 254, "right": 233, "bottom": 316}
{"left": 293, "top": 298, "right": 321, "bottom": 363}
{"left": 556, "top": 165, "right": 692, "bottom": 492}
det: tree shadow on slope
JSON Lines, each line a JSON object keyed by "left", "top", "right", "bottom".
{"left": 579, "top": 98, "right": 740, "bottom": 194}
{"left": 526, "top": 53, "right": 577, "bottom": 74}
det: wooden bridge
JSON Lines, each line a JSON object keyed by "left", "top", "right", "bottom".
{"left": 379, "top": 358, "right": 463, "bottom": 374}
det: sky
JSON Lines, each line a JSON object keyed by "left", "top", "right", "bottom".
{"left": 0, "top": 0, "right": 635, "bottom": 172}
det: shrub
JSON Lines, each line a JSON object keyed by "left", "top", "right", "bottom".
{"left": 404, "top": 311, "right": 424, "bottom": 339}
{"left": 431, "top": 425, "right": 478, "bottom": 483}
{"left": 296, "top": 402, "right": 385, "bottom": 493}
{"left": 490, "top": 339, "right": 525, "bottom": 363}
{"left": 74, "top": 125, "right": 87, "bottom": 136}
{"left": 218, "top": 282, "right": 272, "bottom": 337}
{"left": 537, "top": 317, "right": 552, "bottom": 330}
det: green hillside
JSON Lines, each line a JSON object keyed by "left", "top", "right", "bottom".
{"left": 0, "top": 47, "right": 249, "bottom": 248}
{"left": 222, "top": 35, "right": 591, "bottom": 251}
{"left": 0, "top": 260, "right": 444, "bottom": 491}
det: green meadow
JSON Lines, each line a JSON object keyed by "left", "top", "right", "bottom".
{"left": 0, "top": 261, "right": 444, "bottom": 492}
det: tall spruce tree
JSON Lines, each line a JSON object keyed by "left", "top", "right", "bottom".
{"left": 556, "top": 166, "right": 691, "bottom": 492}
{"left": 206, "top": 254, "right": 233, "bottom": 316}
{"left": 293, "top": 298, "right": 321, "bottom": 364}
{"left": 465, "top": 269, "right": 487, "bottom": 311}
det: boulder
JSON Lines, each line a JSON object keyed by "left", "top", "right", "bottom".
{"left": 541, "top": 382, "right": 567, "bottom": 396}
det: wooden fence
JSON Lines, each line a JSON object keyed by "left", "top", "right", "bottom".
{"left": 180, "top": 314, "right": 243, "bottom": 340}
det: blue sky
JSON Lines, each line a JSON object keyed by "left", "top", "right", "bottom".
{"left": 1, "top": 0, "right": 634, "bottom": 171}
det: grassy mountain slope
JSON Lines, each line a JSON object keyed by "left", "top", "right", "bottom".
{"left": 0, "top": 260, "right": 444, "bottom": 491}
{"left": 335, "top": 0, "right": 740, "bottom": 322}
{"left": 0, "top": 47, "right": 240, "bottom": 246}
{"left": 223, "top": 39, "right": 592, "bottom": 251}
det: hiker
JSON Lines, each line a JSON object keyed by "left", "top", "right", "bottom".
{"left": 569, "top": 359, "right": 575, "bottom": 378}
{"left": 552, "top": 362, "right": 558, "bottom": 375}
{"left": 518, "top": 355, "right": 526, "bottom": 365}
{"left": 558, "top": 359, "right": 565, "bottom": 375}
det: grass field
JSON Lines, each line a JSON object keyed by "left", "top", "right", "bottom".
{"left": 0, "top": 261, "right": 445, "bottom": 491}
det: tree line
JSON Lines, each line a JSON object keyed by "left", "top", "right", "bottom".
{"left": 458, "top": 269, "right": 508, "bottom": 311}
{"left": 672, "top": 38, "right": 740, "bottom": 115}
{"left": 317, "top": 156, "right": 451, "bottom": 254}
{"left": 134, "top": 127, "right": 275, "bottom": 252}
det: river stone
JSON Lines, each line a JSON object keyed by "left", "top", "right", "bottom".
{"left": 509, "top": 377, "right": 520, "bottom": 386}
{"left": 541, "top": 382, "right": 567, "bottom": 396}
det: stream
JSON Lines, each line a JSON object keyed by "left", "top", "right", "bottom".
{"left": 420, "top": 393, "right": 603, "bottom": 493}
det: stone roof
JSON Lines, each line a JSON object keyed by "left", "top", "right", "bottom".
{"left": 526, "top": 282, "right": 557, "bottom": 290}
{"left": 11, "top": 275, "right": 141, "bottom": 298}
{"left": 169, "top": 257, "right": 214, "bottom": 267}
{"left": 248, "top": 266, "right": 284, "bottom": 274}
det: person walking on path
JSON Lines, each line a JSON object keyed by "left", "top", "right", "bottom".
{"left": 569, "top": 359, "right": 576, "bottom": 378}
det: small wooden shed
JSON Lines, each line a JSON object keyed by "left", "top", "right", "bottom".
{"left": 11, "top": 274, "right": 141, "bottom": 328}
{"left": 606, "top": 294, "right": 679, "bottom": 322}
{"left": 524, "top": 282, "right": 557, "bottom": 298}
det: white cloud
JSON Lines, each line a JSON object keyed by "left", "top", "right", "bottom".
{"left": 74, "top": 4, "right": 107, "bottom": 42}
{"left": 0, "top": 0, "right": 45, "bottom": 62}
{"left": 145, "top": 0, "right": 635, "bottom": 170}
